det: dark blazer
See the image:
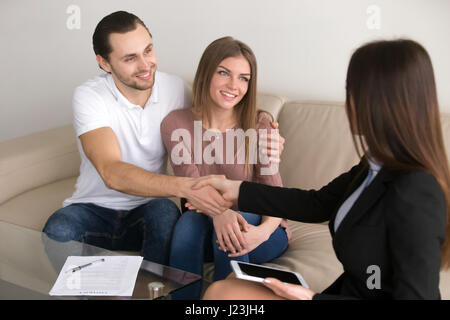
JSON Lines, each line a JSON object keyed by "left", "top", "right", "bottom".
{"left": 238, "top": 158, "right": 446, "bottom": 299}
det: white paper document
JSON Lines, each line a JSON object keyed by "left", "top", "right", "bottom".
{"left": 49, "top": 256, "right": 143, "bottom": 296}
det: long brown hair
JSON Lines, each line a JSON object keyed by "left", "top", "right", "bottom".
{"left": 192, "top": 36, "right": 258, "bottom": 175}
{"left": 346, "top": 39, "right": 450, "bottom": 269}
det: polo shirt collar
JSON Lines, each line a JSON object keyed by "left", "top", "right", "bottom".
{"left": 106, "top": 72, "right": 159, "bottom": 109}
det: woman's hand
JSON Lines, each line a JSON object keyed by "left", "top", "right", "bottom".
{"left": 262, "top": 278, "right": 315, "bottom": 300}
{"left": 213, "top": 210, "right": 249, "bottom": 254}
{"left": 219, "top": 216, "right": 281, "bottom": 258}
{"left": 218, "top": 224, "right": 269, "bottom": 257}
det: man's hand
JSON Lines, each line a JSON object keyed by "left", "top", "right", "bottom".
{"left": 179, "top": 177, "right": 233, "bottom": 217}
{"left": 192, "top": 175, "right": 242, "bottom": 202}
{"left": 260, "top": 121, "right": 285, "bottom": 162}
{"left": 186, "top": 175, "right": 242, "bottom": 214}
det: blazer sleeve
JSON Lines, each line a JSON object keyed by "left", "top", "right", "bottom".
{"left": 237, "top": 160, "right": 365, "bottom": 223}
{"left": 384, "top": 171, "right": 446, "bottom": 299}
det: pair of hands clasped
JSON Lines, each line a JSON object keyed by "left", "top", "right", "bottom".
{"left": 188, "top": 177, "right": 248, "bottom": 257}
{"left": 185, "top": 174, "right": 257, "bottom": 257}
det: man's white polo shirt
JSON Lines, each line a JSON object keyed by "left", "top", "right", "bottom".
{"left": 63, "top": 71, "right": 190, "bottom": 210}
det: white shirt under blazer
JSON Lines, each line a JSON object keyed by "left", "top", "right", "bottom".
{"left": 63, "top": 71, "right": 190, "bottom": 210}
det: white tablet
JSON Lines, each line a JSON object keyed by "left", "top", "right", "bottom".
{"left": 230, "top": 261, "right": 309, "bottom": 288}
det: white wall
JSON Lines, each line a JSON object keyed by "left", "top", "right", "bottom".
{"left": 1, "top": 0, "right": 449, "bottom": 141}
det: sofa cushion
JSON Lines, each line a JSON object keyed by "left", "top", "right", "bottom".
{"left": 264, "top": 221, "right": 343, "bottom": 293}
{"left": 0, "top": 177, "right": 77, "bottom": 231}
{"left": 0, "top": 125, "right": 80, "bottom": 205}
{"left": 278, "top": 101, "right": 360, "bottom": 190}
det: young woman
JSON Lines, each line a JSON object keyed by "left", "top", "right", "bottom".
{"left": 160, "top": 37, "right": 290, "bottom": 299}
{"left": 197, "top": 39, "right": 450, "bottom": 300}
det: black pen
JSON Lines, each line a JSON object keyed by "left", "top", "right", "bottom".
{"left": 65, "top": 258, "right": 105, "bottom": 273}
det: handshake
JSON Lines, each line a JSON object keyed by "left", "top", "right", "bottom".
{"left": 182, "top": 175, "right": 243, "bottom": 216}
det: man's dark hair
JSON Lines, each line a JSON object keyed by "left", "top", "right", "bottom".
{"left": 93, "top": 11, "right": 152, "bottom": 60}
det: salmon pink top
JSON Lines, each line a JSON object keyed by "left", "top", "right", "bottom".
{"left": 161, "top": 108, "right": 291, "bottom": 239}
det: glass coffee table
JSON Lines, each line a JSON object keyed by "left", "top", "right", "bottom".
{"left": 0, "top": 221, "right": 203, "bottom": 300}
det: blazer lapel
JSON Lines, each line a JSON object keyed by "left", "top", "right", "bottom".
{"left": 328, "top": 165, "right": 368, "bottom": 237}
{"left": 331, "top": 168, "right": 393, "bottom": 241}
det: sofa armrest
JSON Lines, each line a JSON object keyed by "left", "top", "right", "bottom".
{"left": 257, "top": 93, "right": 286, "bottom": 121}
{"left": 0, "top": 124, "right": 80, "bottom": 204}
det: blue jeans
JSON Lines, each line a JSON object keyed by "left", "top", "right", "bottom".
{"left": 42, "top": 198, "right": 180, "bottom": 265}
{"left": 169, "top": 210, "right": 289, "bottom": 299}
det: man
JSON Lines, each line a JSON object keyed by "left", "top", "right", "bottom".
{"left": 43, "top": 11, "right": 284, "bottom": 265}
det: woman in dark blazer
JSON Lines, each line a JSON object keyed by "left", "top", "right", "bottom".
{"left": 191, "top": 39, "right": 450, "bottom": 299}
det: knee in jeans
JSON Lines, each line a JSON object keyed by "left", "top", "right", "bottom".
{"left": 43, "top": 212, "right": 80, "bottom": 242}
{"left": 172, "top": 211, "right": 210, "bottom": 245}
{"left": 143, "top": 198, "right": 180, "bottom": 221}
{"left": 176, "top": 210, "right": 209, "bottom": 231}
{"left": 141, "top": 199, "right": 181, "bottom": 239}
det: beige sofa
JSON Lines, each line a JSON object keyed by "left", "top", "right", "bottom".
{"left": 2, "top": 92, "right": 450, "bottom": 299}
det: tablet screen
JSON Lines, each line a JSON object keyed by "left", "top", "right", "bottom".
{"left": 238, "top": 262, "right": 302, "bottom": 285}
